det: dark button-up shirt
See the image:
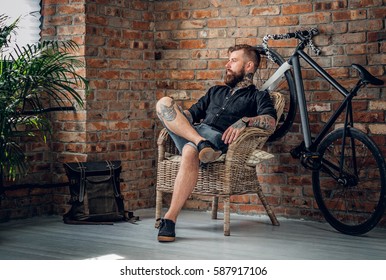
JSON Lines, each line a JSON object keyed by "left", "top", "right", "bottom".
{"left": 188, "top": 85, "right": 276, "bottom": 133}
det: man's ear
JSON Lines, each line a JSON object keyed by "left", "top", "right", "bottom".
{"left": 245, "top": 61, "right": 254, "bottom": 72}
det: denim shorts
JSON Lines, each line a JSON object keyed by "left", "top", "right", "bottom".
{"left": 166, "top": 123, "right": 228, "bottom": 155}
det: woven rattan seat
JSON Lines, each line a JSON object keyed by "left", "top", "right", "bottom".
{"left": 155, "top": 92, "right": 285, "bottom": 236}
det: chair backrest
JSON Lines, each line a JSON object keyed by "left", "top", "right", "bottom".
{"left": 270, "top": 92, "right": 285, "bottom": 127}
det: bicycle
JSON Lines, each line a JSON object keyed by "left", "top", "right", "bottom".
{"left": 254, "top": 28, "right": 386, "bottom": 235}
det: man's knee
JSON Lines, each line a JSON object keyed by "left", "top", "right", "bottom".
{"left": 156, "top": 96, "right": 174, "bottom": 112}
{"left": 181, "top": 144, "right": 199, "bottom": 161}
{"left": 156, "top": 96, "right": 177, "bottom": 122}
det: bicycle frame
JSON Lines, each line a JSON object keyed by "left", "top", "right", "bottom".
{"left": 260, "top": 29, "right": 386, "bottom": 235}
{"left": 263, "top": 47, "right": 362, "bottom": 153}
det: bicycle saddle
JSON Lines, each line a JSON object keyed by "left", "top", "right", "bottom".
{"left": 352, "top": 64, "right": 384, "bottom": 86}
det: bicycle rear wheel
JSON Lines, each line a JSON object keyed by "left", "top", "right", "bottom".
{"left": 255, "top": 46, "right": 297, "bottom": 142}
{"left": 312, "top": 127, "right": 386, "bottom": 235}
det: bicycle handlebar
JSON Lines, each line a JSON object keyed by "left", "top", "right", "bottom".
{"left": 262, "top": 28, "right": 321, "bottom": 61}
{"left": 284, "top": 28, "right": 319, "bottom": 41}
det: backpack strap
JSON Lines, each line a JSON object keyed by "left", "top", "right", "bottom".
{"left": 106, "top": 160, "right": 120, "bottom": 198}
{"left": 105, "top": 160, "right": 140, "bottom": 223}
{"left": 77, "top": 161, "right": 86, "bottom": 203}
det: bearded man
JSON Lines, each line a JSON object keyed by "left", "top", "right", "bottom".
{"left": 155, "top": 44, "right": 277, "bottom": 242}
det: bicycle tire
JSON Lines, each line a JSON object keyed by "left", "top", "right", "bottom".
{"left": 255, "top": 46, "right": 297, "bottom": 142}
{"left": 312, "top": 127, "right": 386, "bottom": 235}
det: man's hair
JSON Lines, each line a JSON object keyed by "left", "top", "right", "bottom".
{"left": 228, "top": 44, "right": 261, "bottom": 73}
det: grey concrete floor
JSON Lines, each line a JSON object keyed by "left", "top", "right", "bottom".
{"left": 0, "top": 208, "right": 385, "bottom": 260}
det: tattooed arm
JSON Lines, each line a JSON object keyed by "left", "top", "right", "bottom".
{"left": 222, "top": 115, "right": 276, "bottom": 145}
{"left": 247, "top": 114, "right": 276, "bottom": 133}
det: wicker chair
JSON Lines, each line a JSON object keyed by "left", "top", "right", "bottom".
{"left": 155, "top": 92, "right": 285, "bottom": 236}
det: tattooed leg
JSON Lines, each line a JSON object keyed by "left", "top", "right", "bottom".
{"left": 156, "top": 96, "right": 205, "bottom": 145}
{"left": 157, "top": 99, "right": 177, "bottom": 121}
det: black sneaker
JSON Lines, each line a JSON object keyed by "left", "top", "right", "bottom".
{"left": 197, "top": 140, "right": 222, "bottom": 164}
{"left": 157, "top": 218, "right": 176, "bottom": 242}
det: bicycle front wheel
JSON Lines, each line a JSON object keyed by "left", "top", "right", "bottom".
{"left": 313, "top": 127, "right": 386, "bottom": 235}
{"left": 255, "top": 46, "right": 297, "bottom": 142}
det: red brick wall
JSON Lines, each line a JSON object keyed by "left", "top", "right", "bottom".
{"left": 1, "top": 0, "right": 157, "bottom": 220}
{"left": 1, "top": 0, "right": 385, "bottom": 225}
{"left": 43, "top": 0, "right": 89, "bottom": 215}
{"left": 152, "top": 0, "right": 385, "bottom": 225}
{"left": 81, "top": 0, "right": 157, "bottom": 211}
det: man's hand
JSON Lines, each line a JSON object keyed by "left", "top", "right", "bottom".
{"left": 222, "top": 114, "right": 276, "bottom": 145}
{"left": 222, "top": 119, "right": 247, "bottom": 144}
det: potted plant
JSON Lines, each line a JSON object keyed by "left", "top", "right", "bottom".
{"left": 0, "top": 14, "right": 88, "bottom": 194}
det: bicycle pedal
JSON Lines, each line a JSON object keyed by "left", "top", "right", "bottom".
{"left": 302, "top": 152, "right": 320, "bottom": 159}
{"left": 290, "top": 142, "right": 306, "bottom": 159}
{"left": 301, "top": 152, "right": 321, "bottom": 170}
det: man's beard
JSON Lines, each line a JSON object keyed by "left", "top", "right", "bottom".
{"left": 224, "top": 69, "right": 245, "bottom": 88}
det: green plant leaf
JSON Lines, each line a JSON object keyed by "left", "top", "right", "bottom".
{"left": 0, "top": 14, "right": 88, "bottom": 185}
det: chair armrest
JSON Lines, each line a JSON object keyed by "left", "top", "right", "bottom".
{"left": 157, "top": 128, "right": 179, "bottom": 161}
{"left": 157, "top": 128, "right": 170, "bottom": 146}
{"left": 225, "top": 127, "right": 273, "bottom": 166}
{"left": 157, "top": 126, "right": 274, "bottom": 164}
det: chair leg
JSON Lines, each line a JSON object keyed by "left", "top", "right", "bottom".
{"left": 155, "top": 190, "right": 163, "bottom": 228}
{"left": 211, "top": 196, "right": 218, "bottom": 219}
{"left": 256, "top": 186, "right": 280, "bottom": 226}
{"left": 223, "top": 197, "right": 230, "bottom": 236}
